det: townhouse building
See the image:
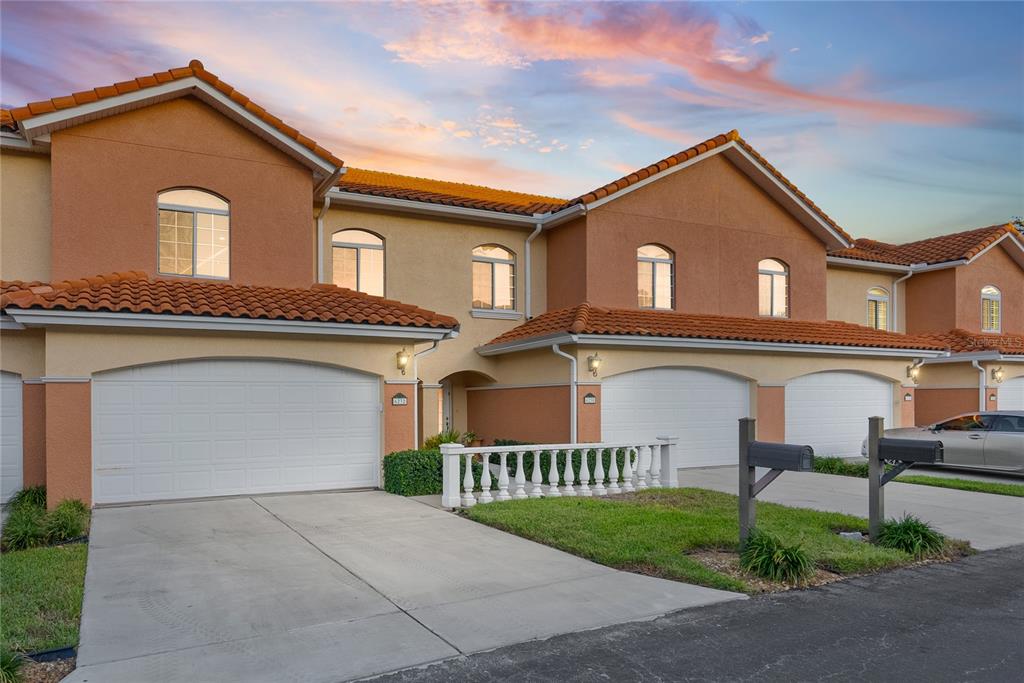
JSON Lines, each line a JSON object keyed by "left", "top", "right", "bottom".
{"left": 1, "top": 60, "right": 1020, "bottom": 507}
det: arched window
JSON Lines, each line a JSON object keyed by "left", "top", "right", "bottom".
{"left": 333, "top": 229, "right": 384, "bottom": 296}
{"left": 982, "top": 285, "right": 1001, "bottom": 332}
{"left": 866, "top": 287, "right": 890, "bottom": 330}
{"left": 758, "top": 258, "right": 789, "bottom": 318}
{"left": 637, "top": 244, "right": 674, "bottom": 309}
{"left": 158, "top": 189, "right": 229, "bottom": 278}
{"left": 472, "top": 244, "right": 515, "bottom": 310}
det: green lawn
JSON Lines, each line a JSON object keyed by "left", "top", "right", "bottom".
{"left": 813, "top": 456, "right": 1024, "bottom": 497}
{"left": 0, "top": 543, "right": 88, "bottom": 653}
{"left": 466, "top": 488, "right": 933, "bottom": 593}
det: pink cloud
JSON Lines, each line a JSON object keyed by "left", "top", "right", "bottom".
{"left": 578, "top": 68, "right": 654, "bottom": 88}
{"left": 610, "top": 112, "right": 701, "bottom": 146}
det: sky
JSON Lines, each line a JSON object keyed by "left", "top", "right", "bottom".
{"left": 1, "top": 1, "right": 1021, "bottom": 243}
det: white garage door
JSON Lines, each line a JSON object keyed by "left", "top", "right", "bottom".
{"left": 1, "top": 372, "right": 24, "bottom": 503}
{"left": 1002, "top": 377, "right": 1024, "bottom": 411}
{"left": 786, "top": 371, "right": 893, "bottom": 457}
{"left": 602, "top": 367, "right": 750, "bottom": 467}
{"left": 92, "top": 359, "right": 380, "bottom": 504}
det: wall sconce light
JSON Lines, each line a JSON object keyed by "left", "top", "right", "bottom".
{"left": 396, "top": 348, "right": 410, "bottom": 375}
{"left": 587, "top": 353, "right": 603, "bottom": 377}
{"left": 906, "top": 364, "right": 920, "bottom": 383}
{"left": 991, "top": 367, "right": 1004, "bottom": 383}
{"left": 989, "top": 393, "right": 998, "bottom": 403}
{"left": 903, "top": 393, "right": 913, "bottom": 402}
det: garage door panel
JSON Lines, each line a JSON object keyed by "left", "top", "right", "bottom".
{"left": 1002, "top": 378, "right": 1024, "bottom": 410}
{"left": 786, "top": 371, "right": 892, "bottom": 458}
{"left": 93, "top": 359, "right": 380, "bottom": 504}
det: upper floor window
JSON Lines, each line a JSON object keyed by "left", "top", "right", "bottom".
{"left": 637, "top": 244, "right": 674, "bottom": 310}
{"left": 758, "top": 258, "right": 789, "bottom": 318}
{"left": 333, "top": 229, "right": 384, "bottom": 296}
{"left": 158, "top": 189, "right": 229, "bottom": 279}
{"left": 866, "top": 287, "right": 889, "bottom": 330}
{"left": 472, "top": 244, "right": 515, "bottom": 310}
{"left": 981, "top": 285, "right": 1001, "bottom": 332}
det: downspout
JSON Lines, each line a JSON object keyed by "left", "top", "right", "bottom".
{"left": 551, "top": 342, "right": 578, "bottom": 442}
{"left": 315, "top": 195, "right": 332, "bottom": 283}
{"left": 524, "top": 220, "right": 543, "bottom": 319}
{"left": 413, "top": 341, "right": 441, "bottom": 448}
{"left": 891, "top": 267, "right": 916, "bottom": 332}
{"left": 971, "top": 360, "right": 987, "bottom": 411}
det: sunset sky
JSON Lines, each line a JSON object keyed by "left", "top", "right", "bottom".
{"left": 2, "top": 1, "right": 1021, "bottom": 242}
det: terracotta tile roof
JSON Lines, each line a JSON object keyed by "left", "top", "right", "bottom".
{"left": 0, "top": 272, "right": 458, "bottom": 330}
{"left": 483, "top": 303, "right": 945, "bottom": 351}
{"left": 564, "top": 130, "right": 854, "bottom": 245}
{"left": 337, "top": 168, "right": 566, "bottom": 216}
{"left": 829, "top": 223, "right": 1021, "bottom": 266}
{"left": 0, "top": 60, "right": 343, "bottom": 168}
{"left": 920, "top": 329, "right": 1024, "bottom": 356}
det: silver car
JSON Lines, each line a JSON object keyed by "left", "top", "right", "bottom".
{"left": 862, "top": 411, "right": 1024, "bottom": 475}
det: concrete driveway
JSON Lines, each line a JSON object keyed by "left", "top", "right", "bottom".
{"left": 681, "top": 466, "right": 1024, "bottom": 550}
{"left": 68, "top": 491, "right": 742, "bottom": 682}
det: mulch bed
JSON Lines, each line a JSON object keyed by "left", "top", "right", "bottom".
{"left": 21, "top": 657, "right": 76, "bottom": 683}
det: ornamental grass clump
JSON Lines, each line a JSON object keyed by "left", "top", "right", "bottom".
{"left": 0, "top": 506, "right": 45, "bottom": 552}
{"left": 43, "top": 500, "right": 88, "bottom": 544}
{"left": 740, "top": 529, "right": 815, "bottom": 583}
{"left": 0, "top": 650, "right": 25, "bottom": 683}
{"left": 877, "top": 514, "right": 945, "bottom": 557}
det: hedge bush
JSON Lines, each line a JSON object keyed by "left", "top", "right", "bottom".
{"left": 1, "top": 488, "right": 90, "bottom": 551}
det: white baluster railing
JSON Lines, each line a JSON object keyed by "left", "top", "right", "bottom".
{"left": 438, "top": 438, "right": 678, "bottom": 508}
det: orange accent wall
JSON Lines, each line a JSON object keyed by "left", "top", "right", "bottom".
{"left": 899, "top": 387, "right": 916, "bottom": 429}
{"left": 548, "top": 154, "right": 829, "bottom": 320}
{"left": 756, "top": 386, "right": 785, "bottom": 442}
{"left": 577, "top": 385, "right": 601, "bottom": 443}
{"left": 50, "top": 97, "right": 315, "bottom": 288}
{"left": 985, "top": 388, "right": 998, "bottom": 411}
{"left": 468, "top": 386, "right": 570, "bottom": 444}
{"left": 904, "top": 268, "right": 957, "bottom": 335}
{"left": 954, "top": 247, "right": 1024, "bottom": 334}
{"left": 383, "top": 384, "right": 415, "bottom": 455}
{"left": 21, "top": 383, "right": 46, "bottom": 488}
{"left": 44, "top": 382, "right": 91, "bottom": 508}
{"left": 915, "top": 388, "right": 978, "bottom": 426}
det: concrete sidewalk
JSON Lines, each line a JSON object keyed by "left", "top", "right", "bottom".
{"left": 68, "top": 491, "right": 741, "bottom": 682}
{"left": 681, "top": 466, "right": 1024, "bottom": 550}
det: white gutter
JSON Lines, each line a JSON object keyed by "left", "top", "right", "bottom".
{"left": 551, "top": 343, "right": 578, "bottom": 442}
{"left": 412, "top": 341, "right": 440, "bottom": 448}
{"left": 923, "top": 351, "right": 1022, "bottom": 364}
{"left": 314, "top": 166, "right": 345, "bottom": 200}
{"left": 524, "top": 221, "right": 543, "bottom": 319}
{"left": 6, "top": 308, "right": 456, "bottom": 341}
{"left": 971, "top": 360, "right": 987, "bottom": 411}
{"left": 315, "top": 194, "right": 333, "bottom": 283}
{"left": 891, "top": 265, "right": 922, "bottom": 333}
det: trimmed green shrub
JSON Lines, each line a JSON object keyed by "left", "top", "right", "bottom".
{"left": 493, "top": 439, "right": 533, "bottom": 447}
{"left": 510, "top": 448, "right": 630, "bottom": 487}
{"left": 813, "top": 457, "right": 869, "bottom": 478}
{"left": 0, "top": 650, "right": 25, "bottom": 683}
{"left": 740, "top": 529, "right": 814, "bottom": 583}
{"left": 8, "top": 486, "right": 46, "bottom": 512}
{"left": 43, "top": 500, "right": 88, "bottom": 544}
{"left": 1, "top": 506, "right": 45, "bottom": 552}
{"left": 877, "top": 514, "right": 945, "bottom": 557}
{"left": 382, "top": 449, "right": 487, "bottom": 496}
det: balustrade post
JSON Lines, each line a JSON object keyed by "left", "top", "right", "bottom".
{"left": 607, "top": 448, "right": 622, "bottom": 494}
{"left": 547, "top": 449, "right": 562, "bottom": 497}
{"left": 512, "top": 451, "right": 528, "bottom": 500}
{"left": 648, "top": 443, "right": 662, "bottom": 487}
{"left": 478, "top": 452, "right": 493, "bottom": 503}
{"left": 496, "top": 452, "right": 511, "bottom": 501}
{"left": 529, "top": 449, "right": 544, "bottom": 498}
{"left": 592, "top": 447, "right": 607, "bottom": 496}
{"left": 621, "top": 447, "right": 635, "bottom": 493}
{"left": 440, "top": 443, "right": 465, "bottom": 508}
{"left": 561, "top": 448, "right": 577, "bottom": 496}
{"left": 634, "top": 446, "right": 650, "bottom": 490}
{"left": 578, "top": 448, "right": 592, "bottom": 496}
{"left": 656, "top": 436, "right": 679, "bottom": 488}
{"left": 462, "top": 452, "right": 477, "bottom": 507}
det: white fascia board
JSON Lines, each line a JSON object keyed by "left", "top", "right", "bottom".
{"left": 540, "top": 203, "right": 586, "bottom": 228}
{"left": 826, "top": 257, "right": 913, "bottom": 273}
{"left": 478, "top": 331, "right": 947, "bottom": 358}
{"left": 0, "top": 315, "right": 25, "bottom": 330}
{"left": 6, "top": 308, "right": 454, "bottom": 341}
{"left": 326, "top": 189, "right": 540, "bottom": 227}
{"left": 968, "top": 231, "right": 1024, "bottom": 270}
{"left": 922, "top": 351, "right": 1022, "bottom": 364}
{"left": 0, "top": 132, "right": 48, "bottom": 154}
{"left": 16, "top": 78, "right": 338, "bottom": 175}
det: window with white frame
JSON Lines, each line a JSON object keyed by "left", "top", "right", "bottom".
{"left": 637, "top": 244, "right": 674, "bottom": 309}
{"left": 758, "top": 258, "right": 789, "bottom": 317}
{"left": 332, "top": 229, "right": 384, "bottom": 296}
{"left": 982, "top": 285, "right": 1001, "bottom": 332}
{"left": 472, "top": 244, "right": 515, "bottom": 310}
{"left": 866, "top": 287, "right": 890, "bottom": 330}
{"left": 158, "top": 189, "right": 229, "bottom": 278}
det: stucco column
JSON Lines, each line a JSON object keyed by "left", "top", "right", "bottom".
{"left": 985, "top": 387, "right": 998, "bottom": 411}
{"left": 755, "top": 385, "right": 785, "bottom": 443}
{"left": 577, "top": 383, "right": 601, "bottom": 443}
{"left": 383, "top": 381, "right": 416, "bottom": 455}
{"left": 899, "top": 386, "right": 916, "bottom": 428}
{"left": 44, "top": 379, "right": 91, "bottom": 508}
{"left": 22, "top": 381, "right": 47, "bottom": 488}
{"left": 419, "top": 384, "right": 443, "bottom": 444}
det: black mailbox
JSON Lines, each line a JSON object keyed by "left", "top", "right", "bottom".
{"left": 878, "top": 438, "right": 944, "bottom": 464}
{"left": 748, "top": 441, "right": 815, "bottom": 471}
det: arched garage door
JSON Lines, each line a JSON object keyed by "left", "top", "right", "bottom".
{"left": 1, "top": 371, "right": 24, "bottom": 503}
{"left": 786, "top": 371, "right": 893, "bottom": 458}
{"left": 1002, "top": 377, "right": 1024, "bottom": 411}
{"left": 602, "top": 367, "right": 750, "bottom": 468}
{"left": 92, "top": 359, "right": 380, "bottom": 504}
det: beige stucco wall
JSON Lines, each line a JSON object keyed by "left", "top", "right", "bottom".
{"left": 826, "top": 266, "right": 902, "bottom": 330}
{"left": 322, "top": 205, "right": 547, "bottom": 385}
{"left": 0, "top": 151, "right": 51, "bottom": 282}
{"left": 0, "top": 328, "right": 45, "bottom": 378}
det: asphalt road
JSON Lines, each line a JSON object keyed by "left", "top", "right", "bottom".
{"left": 376, "top": 545, "right": 1024, "bottom": 682}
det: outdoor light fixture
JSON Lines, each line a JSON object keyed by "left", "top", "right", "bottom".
{"left": 906, "top": 364, "right": 920, "bottom": 382}
{"left": 991, "top": 367, "right": 1005, "bottom": 383}
{"left": 396, "top": 348, "right": 410, "bottom": 375}
{"left": 587, "top": 353, "right": 603, "bottom": 377}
